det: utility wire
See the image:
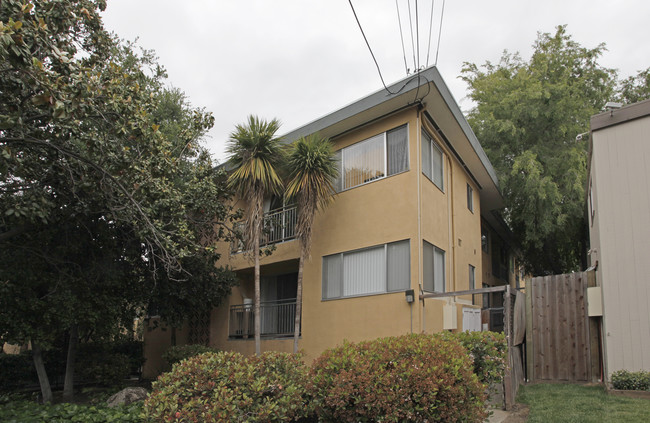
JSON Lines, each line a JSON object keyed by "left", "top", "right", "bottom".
{"left": 347, "top": 0, "right": 396, "bottom": 94}
{"left": 425, "top": 0, "right": 435, "bottom": 67}
{"left": 406, "top": 0, "right": 417, "bottom": 72}
{"left": 434, "top": 0, "right": 446, "bottom": 66}
{"left": 415, "top": 0, "right": 420, "bottom": 72}
{"left": 395, "top": 0, "right": 409, "bottom": 75}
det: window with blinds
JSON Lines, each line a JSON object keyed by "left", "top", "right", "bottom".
{"left": 322, "top": 240, "right": 410, "bottom": 300}
{"left": 423, "top": 240, "right": 446, "bottom": 293}
{"left": 333, "top": 125, "right": 409, "bottom": 192}
{"left": 422, "top": 129, "right": 444, "bottom": 190}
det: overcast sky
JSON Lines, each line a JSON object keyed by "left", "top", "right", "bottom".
{"left": 102, "top": 0, "right": 650, "bottom": 164}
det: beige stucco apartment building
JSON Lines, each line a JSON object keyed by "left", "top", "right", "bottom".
{"left": 143, "top": 67, "right": 515, "bottom": 377}
{"left": 587, "top": 99, "right": 650, "bottom": 381}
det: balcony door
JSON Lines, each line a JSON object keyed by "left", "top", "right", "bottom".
{"left": 261, "top": 272, "right": 298, "bottom": 335}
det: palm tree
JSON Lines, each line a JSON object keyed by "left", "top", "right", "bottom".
{"left": 227, "top": 115, "right": 284, "bottom": 356}
{"left": 285, "top": 134, "right": 338, "bottom": 353}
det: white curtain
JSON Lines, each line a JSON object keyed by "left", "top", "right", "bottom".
{"left": 434, "top": 247, "right": 445, "bottom": 292}
{"left": 343, "top": 246, "right": 385, "bottom": 296}
{"left": 422, "top": 130, "right": 432, "bottom": 180}
{"left": 343, "top": 134, "right": 384, "bottom": 189}
{"left": 322, "top": 254, "right": 342, "bottom": 299}
{"left": 431, "top": 141, "right": 443, "bottom": 188}
{"left": 423, "top": 241, "right": 445, "bottom": 293}
{"left": 423, "top": 241, "right": 434, "bottom": 292}
{"left": 387, "top": 240, "right": 410, "bottom": 291}
{"left": 387, "top": 125, "right": 409, "bottom": 175}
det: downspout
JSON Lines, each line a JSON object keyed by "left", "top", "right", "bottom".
{"left": 447, "top": 154, "right": 456, "bottom": 293}
{"left": 416, "top": 105, "right": 424, "bottom": 334}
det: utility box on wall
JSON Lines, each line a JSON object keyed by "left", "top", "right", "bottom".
{"left": 443, "top": 303, "right": 458, "bottom": 330}
{"left": 587, "top": 286, "right": 603, "bottom": 317}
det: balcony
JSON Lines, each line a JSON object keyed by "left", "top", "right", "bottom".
{"left": 231, "top": 205, "right": 298, "bottom": 253}
{"left": 228, "top": 298, "right": 297, "bottom": 338}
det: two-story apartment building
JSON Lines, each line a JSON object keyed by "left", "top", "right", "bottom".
{"left": 143, "top": 66, "right": 511, "bottom": 377}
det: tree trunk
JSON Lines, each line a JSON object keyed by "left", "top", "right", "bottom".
{"left": 254, "top": 232, "right": 261, "bottom": 356}
{"left": 63, "top": 325, "right": 78, "bottom": 400}
{"left": 32, "top": 341, "right": 53, "bottom": 404}
{"left": 293, "top": 245, "right": 306, "bottom": 353}
{"left": 171, "top": 327, "right": 177, "bottom": 346}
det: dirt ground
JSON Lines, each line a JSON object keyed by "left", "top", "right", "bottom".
{"left": 502, "top": 403, "right": 530, "bottom": 423}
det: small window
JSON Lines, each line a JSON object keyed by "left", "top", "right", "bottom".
{"left": 322, "top": 240, "right": 410, "bottom": 300}
{"left": 423, "top": 241, "right": 445, "bottom": 292}
{"left": 589, "top": 180, "right": 595, "bottom": 225}
{"left": 482, "top": 283, "right": 490, "bottom": 308}
{"left": 467, "top": 183, "right": 474, "bottom": 212}
{"left": 334, "top": 125, "right": 409, "bottom": 192}
{"left": 422, "top": 130, "right": 444, "bottom": 190}
{"left": 469, "top": 264, "right": 476, "bottom": 305}
{"left": 481, "top": 226, "right": 489, "bottom": 253}
{"left": 469, "top": 264, "right": 476, "bottom": 290}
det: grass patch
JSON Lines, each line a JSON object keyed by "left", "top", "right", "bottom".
{"left": 518, "top": 383, "right": 650, "bottom": 423}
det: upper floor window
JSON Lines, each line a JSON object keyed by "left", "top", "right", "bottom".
{"left": 467, "top": 183, "right": 474, "bottom": 212}
{"left": 334, "top": 125, "right": 409, "bottom": 192}
{"left": 421, "top": 129, "right": 444, "bottom": 190}
{"left": 322, "top": 240, "right": 410, "bottom": 300}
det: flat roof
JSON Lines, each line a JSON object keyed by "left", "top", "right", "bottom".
{"left": 591, "top": 98, "right": 650, "bottom": 131}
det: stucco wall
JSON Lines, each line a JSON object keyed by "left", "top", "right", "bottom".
{"left": 144, "top": 107, "right": 487, "bottom": 375}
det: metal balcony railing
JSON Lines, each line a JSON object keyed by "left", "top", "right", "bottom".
{"left": 228, "top": 298, "right": 297, "bottom": 338}
{"left": 231, "top": 205, "right": 298, "bottom": 253}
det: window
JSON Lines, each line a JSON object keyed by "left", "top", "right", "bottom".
{"left": 421, "top": 129, "right": 444, "bottom": 190}
{"left": 589, "top": 180, "right": 595, "bottom": 225}
{"left": 469, "top": 264, "right": 476, "bottom": 290}
{"left": 467, "top": 183, "right": 474, "bottom": 212}
{"left": 334, "top": 125, "right": 408, "bottom": 191}
{"left": 423, "top": 241, "right": 445, "bottom": 292}
{"left": 322, "top": 240, "right": 410, "bottom": 299}
{"left": 481, "top": 225, "right": 489, "bottom": 253}
{"left": 482, "top": 283, "right": 490, "bottom": 308}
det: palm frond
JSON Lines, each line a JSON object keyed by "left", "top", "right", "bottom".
{"left": 285, "top": 134, "right": 338, "bottom": 252}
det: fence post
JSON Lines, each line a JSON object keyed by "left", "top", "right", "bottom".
{"left": 503, "top": 285, "right": 514, "bottom": 410}
{"left": 525, "top": 278, "right": 533, "bottom": 382}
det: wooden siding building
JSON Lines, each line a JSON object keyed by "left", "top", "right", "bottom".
{"left": 587, "top": 99, "right": 650, "bottom": 382}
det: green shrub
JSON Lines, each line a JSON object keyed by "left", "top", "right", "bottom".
{"left": 440, "top": 331, "right": 507, "bottom": 385}
{"left": 0, "top": 353, "right": 34, "bottom": 389}
{"left": 309, "top": 333, "right": 487, "bottom": 423}
{"left": 144, "top": 351, "right": 311, "bottom": 422}
{"left": 162, "top": 344, "right": 218, "bottom": 366}
{"left": 611, "top": 370, "right": 650, "bottom": 391}
{"left": 77, "top": 352, "right": 132, "bottom": 386}
{"left": 0, "top": 399, "right": 143, "bottom": 422}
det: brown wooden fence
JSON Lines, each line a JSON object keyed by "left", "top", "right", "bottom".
{"left": 525, "top": 271, "right": 596, "bottom": 383}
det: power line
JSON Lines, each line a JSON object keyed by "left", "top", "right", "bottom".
{"left": 347, "top": 0, "right": 396, "bottom": 94}
{"left": 425, "top": 0, "right": 435, "bottom": 67}
{"left": 406, "top": 0, "right": 417, "bottom": 72}
{"left": 395, "top": 0, "right": 409, "bottom": 74}
{"left": 434, "top": 0, "right": 446, "bottom": 66}
{"left": 415, "top": 0, "right": 420, "bottom": 72}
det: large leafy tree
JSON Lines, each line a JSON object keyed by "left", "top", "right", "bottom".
{"left": 226, "top": 115, "right": 284, "bottom": 356}
{"left": 616, "top": 67, "right": 650, "bottom": 104}
{"left": 0, "top": 0, "right": 235, "bottom": 401}
{"left": 462, "top": 26, "right": 616, "bottom": 275}
{"left": 284, "top": 134, "right": 338, "bottom": 353}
